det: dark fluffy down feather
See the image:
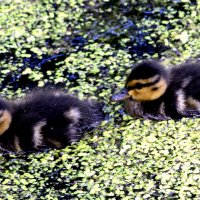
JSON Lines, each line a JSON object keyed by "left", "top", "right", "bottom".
{"left": 0, "top": 88, "right": 103, "bottom": 152}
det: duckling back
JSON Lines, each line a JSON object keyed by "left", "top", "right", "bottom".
{"left": 0, "top": 88, "right": 103, "bottom": 152}
{"left": 165, "top": 62, "right": 200, "bottom": 118}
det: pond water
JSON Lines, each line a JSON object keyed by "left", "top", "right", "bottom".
{"left": 0, "top": 0, "right": 200, "bottom": 199}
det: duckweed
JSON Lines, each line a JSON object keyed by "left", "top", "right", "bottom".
{"left": 0, "top": 0, "right": 200, "bottom": 199}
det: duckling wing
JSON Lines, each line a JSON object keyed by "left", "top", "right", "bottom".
{"left": 170, "top": 63, "right": 200, "bottom": 99}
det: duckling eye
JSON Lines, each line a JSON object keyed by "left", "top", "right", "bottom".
{"left": 126, "top": 86, "right": 134, "bottom": 91}
{"left": 134, "top": 84, "right": 143, "bottom": 90}
{"left": 127, "top": 83, "right": 143, "bottom": 90}
{"left": 152, "top": 87, "right": 158, "bottom": 91}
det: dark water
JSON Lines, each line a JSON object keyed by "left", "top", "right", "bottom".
{"left": 0, "top": 0, "right": 186, "bottom": 92}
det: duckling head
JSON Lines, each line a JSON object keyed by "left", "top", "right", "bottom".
{"left": 0, "top": 99, "right": 12, "bottom": 136}
{"left": 110, "top": 60, "right": 169, "bottom": 102}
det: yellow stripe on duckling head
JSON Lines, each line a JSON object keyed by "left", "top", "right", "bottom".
{"left": 127, "top": 78, "right": 168, "bottom": 102}
{"left": 126, "top": 74, "right": 160, "bottom": 87}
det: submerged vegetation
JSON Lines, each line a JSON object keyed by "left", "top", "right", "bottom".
{"left": 0, "top": 0, "right": 200, "bottom": 199}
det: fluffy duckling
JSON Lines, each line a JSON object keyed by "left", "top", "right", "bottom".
{"left": 111, "top": 60, "right": 200, "bottom": 120}
{"left": 0, "top": 88, "right": 102, "bottom": 152}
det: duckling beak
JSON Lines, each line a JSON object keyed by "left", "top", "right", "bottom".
{"left": 110, "top": 88, "right": 130, "bottom": 102}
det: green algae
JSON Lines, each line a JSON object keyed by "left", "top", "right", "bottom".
{"left": 1, "top": 118, "right": 200, "bottom": 199}
{"left": 0, "top": 0, "right": 200, "bottom": 199}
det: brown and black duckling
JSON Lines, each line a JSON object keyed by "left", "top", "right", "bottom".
{"left": 0, "top": 88, "right": 102, "bottom": 152}
{"left": 111, "top": 60, "right": 200, "bottom": 120}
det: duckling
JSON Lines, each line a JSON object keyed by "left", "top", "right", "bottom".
{"left": 110, "top": 60, "right": 200, "bottom": 120}
{"left": 0, "top": 88, "right": 102, "bottom": 152}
